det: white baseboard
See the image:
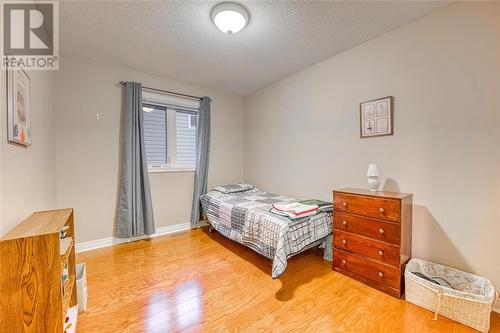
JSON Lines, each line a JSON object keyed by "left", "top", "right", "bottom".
{"left": 75, "top": 222, "right": 190, "bottom": 253}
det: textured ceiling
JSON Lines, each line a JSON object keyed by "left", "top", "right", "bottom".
{"left": 60, "top": 1, "right": 448, "bottom": 95}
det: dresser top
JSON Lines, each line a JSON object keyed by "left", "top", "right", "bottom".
{"left": 2, "top": 208, "right": 73, "bottom": 240}
{"left": 334, "top": 188, "right": 412, "bottom": 200}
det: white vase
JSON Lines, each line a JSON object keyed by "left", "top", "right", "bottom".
{"left": 368, "top": 177, "right": 379, "bottom": 192}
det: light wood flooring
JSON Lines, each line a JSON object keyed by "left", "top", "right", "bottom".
{"left": 76, "top": 228, "right": 500, "bottom": 332}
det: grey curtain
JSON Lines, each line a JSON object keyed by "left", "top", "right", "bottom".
{"left": 190, "top": 96, "right": 211, "bottom": 227}
{"left": 117, "top": 81, "right": 155, "bottom": 237}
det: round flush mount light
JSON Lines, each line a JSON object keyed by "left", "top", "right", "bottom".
{"left": 211, "top": 2, "right": 250, "bottom": 34}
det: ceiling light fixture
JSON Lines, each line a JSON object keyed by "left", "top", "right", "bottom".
{"left": 211, "top": 2, "right": 250, "bottom": 35}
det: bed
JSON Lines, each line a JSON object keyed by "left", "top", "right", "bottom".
{"left": 200, "top": 184, "right": 332, "bottom": 278}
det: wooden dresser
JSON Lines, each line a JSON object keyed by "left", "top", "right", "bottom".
{"left": 0, "top": 209, "right": 77, "bottom": 332}
{"left": 332, "top": 188, "right": 412, "bottom": 298}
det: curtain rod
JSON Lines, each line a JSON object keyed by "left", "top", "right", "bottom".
{"left": 116, "top": 81, "right": 202, "bottom": 101}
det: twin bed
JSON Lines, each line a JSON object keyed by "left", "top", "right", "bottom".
{"left": 200, "top": 184, "right": 332, "bottom": 278}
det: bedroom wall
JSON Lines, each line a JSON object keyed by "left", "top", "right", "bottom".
{"left": 0, "top": 70, "right": 58, "bottom": 236}
{"left": 244, "top": 2, "right": 500, "bottom": 289}
{"left": 54, "top": 55, "right": 244, "bottom": 243}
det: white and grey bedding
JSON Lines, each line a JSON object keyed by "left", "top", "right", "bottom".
{"left": 200, "top": 185, "right": 332, "bottom": 278}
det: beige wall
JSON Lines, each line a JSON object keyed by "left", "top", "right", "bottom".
{"left": 0, "top": 70, "right": 57, "bottom": 236}
{"left": 54, "top": 55, "right": 244, "bottom": 243}
{"left": 244, "top": 2, "right": 500, "bottom": 288}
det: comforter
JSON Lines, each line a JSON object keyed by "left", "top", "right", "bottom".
{"left": 200, "top": 187, "right": 332, "bottom": 278}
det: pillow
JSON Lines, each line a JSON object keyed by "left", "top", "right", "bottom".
{"left": 212, "top": 183, "right": 254, "bottom": 194}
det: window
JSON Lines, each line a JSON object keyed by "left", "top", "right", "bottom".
{"left": 142, "top": 91, "right": 199, "bottom": 172}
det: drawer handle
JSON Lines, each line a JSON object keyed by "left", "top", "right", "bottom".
{"left": 378, "top": 250, "right": 384, "bottom": 256}
{"left": 342, "top": 239, "right": 347, "bottom": 245}
{"left": 342, "top": 220, "right": 347, "bottom": 226}
{"left": 379, "top": 228, "right": 385, "bottom": 234}
{"left": 341, "top": 259, "right": 346, "bottom": 265}
{"left": 378, "top": 271, "right": 384, "bottom": 278}
{"left": 379, "top": 207, "right": 385, "bottom": 213}
{"left": 342, "top": 202, "right": 348, "bottom": 207}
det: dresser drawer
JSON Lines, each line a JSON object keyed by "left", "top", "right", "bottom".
{"left": 333, "top": 249, "right": 400, "bottom": 289}
{"left": 333, "top": 212, "right": 400, "bottom": 245}
{"left": 333, "top": 192, "right": 401, "bottom": 222}
{"left": 333, "top": 230, "right": 400, "bottom": 266}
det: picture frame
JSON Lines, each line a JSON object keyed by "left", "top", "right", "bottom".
{"left": 7, "top": 67, "right": 31, "bottom": 146}
{"left": 359, "top": 96, "right": 393, "bottom": 139}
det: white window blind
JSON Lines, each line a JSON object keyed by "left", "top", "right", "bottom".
{"left": 143, "top": 105, "right": 167, "bottom": 167}
{"left": 142, "top": 90, "right": 200, "bottom": 172}
{"left": 176, "top": 111, "right": 197, "bottom": 167}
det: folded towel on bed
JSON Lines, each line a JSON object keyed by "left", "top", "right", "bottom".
{"left": 299, "top": 199, "right": 333, "bottom": 212}
{"left": 271, "top": 200, "right": 333, "bottom": 219}
{"left": 272, "top": 202, "right": 319, "bottom": 215}
{"left": 270, "top": 208, "right": 318, "bottom": 219}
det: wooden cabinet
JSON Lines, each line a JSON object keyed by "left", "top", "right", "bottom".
{"left": 332, "top": 189, "right": 412, "bottom": 298}
{"left": 0, "top": 209, "right": 77, "bottom": 332}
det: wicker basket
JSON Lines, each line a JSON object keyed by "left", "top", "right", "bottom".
{"left": 405, "top": 258, "right": 497, "bottom": 332}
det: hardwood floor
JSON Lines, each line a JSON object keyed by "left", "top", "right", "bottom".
{"left": 76, "top": 228, "right": 500, "bottom": 332}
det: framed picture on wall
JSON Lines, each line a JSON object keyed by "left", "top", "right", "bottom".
{"left": 7, "top": 68, "right": 31, "bottom": 146}
{"left": 360, "top": 96, "right": 393, "bottom": 138}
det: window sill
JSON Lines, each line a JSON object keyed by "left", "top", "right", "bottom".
{"left": 148, "top": 167, "right": 195, "bottom": 174}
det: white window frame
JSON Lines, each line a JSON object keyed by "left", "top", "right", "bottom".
{"left": 143, "top": 90, "right": 200, "bottom": 173}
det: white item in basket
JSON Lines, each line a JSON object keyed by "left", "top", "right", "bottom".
{"left": 405, "top": 258, "right": 497, "bottom": 333}
{"left": 76, "top": 263, "right": 88, "bottom": 312}
{"left": 64, "top": 305, "right": 78, "bottom": 333}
